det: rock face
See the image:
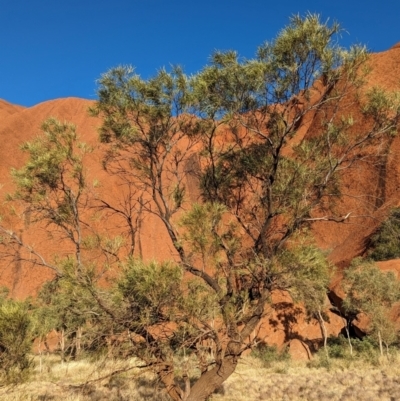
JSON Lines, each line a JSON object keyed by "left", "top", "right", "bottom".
{"left": 0, "top": 99, "right": 25, "bottom": 120}
{"left": 311, "top": 45, "right": 400, "bottom": 267}
{"left": 2, "top": 45, "right": 400, "bottom": 355}
{"left": 0, "top": 97, "right": 179, "bottom": 297}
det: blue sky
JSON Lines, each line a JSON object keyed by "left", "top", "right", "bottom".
{"left": 1, "top": 0, "right": 399, "bottom": 107}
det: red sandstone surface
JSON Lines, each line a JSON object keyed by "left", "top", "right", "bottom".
{"left": 2, "top": 45, "right": 400, "bottom": 358}
{"left": 0, "top": 99, "right": 25, "bottom": 121}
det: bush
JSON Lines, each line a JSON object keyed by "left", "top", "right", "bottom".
{"left": 252, "top": 343, "right": 290, "bottom": 368}
{"left": 323, "top": 335, "right": 382, "bottom": 365}
{"left": 327, "top": 335, "right": 349, "bottom": 359}
{"left": 0, "top": 296, "right": 34, "bottom": 383}
{"left": 368, "top": 208, "right": 400, "bottom": 261}
{"left": 305, "top": 335, "right": 386, "bottom": 370}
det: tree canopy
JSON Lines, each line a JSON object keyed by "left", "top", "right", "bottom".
{"left": 342, "top": 258, "right": 400, "bottom": 355}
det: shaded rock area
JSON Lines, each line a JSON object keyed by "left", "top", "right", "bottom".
{"left": 256, "top": 291, "right": 344, "bottom": 360}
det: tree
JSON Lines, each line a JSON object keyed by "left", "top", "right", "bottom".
{"left": 88, "top": 14, "right": 400, "bottom": 401}
{"left": 283, "top": 239, "right": 332, "bottom": 356}
{"left": 0, "top": 289, "right": 34, "bottom": 383}
{"left": 0, "top": 118, "right": 125, "bottom": 363}
{"left": 2, "top": 14, "right": 400, "bottom": 401}
{"left": 34, "top": 263, "right": 103, "bottom": 363}
{"left": 1, "top": 117, "right": 130, "bottom": 273}
{"left": 342, "top": 258, "right": 400, "bottom": 357}
{"left": 4, "top": 118, "right": 89, "bottom": 274}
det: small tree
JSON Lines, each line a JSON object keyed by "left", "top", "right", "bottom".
{"left": 0, "top": 291, "right": 34, "bottom": 383}
{"left": 342, "top": 258, "right": 400, "bottom": 356}
{"left": 284, "top": 240, "right": 332, "bottom": 356}
{"left": 7, "top": 118, "right": 90, "bottom": 273}
{"left": 3, "top": 118, "right": 128, "bottom": 270}
{"left": 1, "top": 118, "right": 125, "bottom": 362}
{"left": 35, "top": 262, "right": 102, "bottom": 362}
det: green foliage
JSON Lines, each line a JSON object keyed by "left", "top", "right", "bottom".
{"left": 114, "top": 258, "right": 218, "bottom": 338}
{"left": 317, "top": 335, "right": 385, "bottom": 366}
{"left": 368, "top": 208, "right": 400, "bottom": 261}
{"left": 327, "top": 335, "right": 373, "bottom": 358}
{"left": 308, "top": 349, "right": 332, "bottom": 370}
{"left": 326, "top": 335, "right": 349, "bottom": 359}
{"left": 11, "top": 118, "right": 89, "bottom": 206}
{"left": 91, "top": 65, "right": 197, "bottom": 145}
{"left": 278, "top": 241, "right": 331, "bottom": 316}
{"left": 342, "top": 258, "right": 400, "bottom": 348}
{"left": 9, "top": 118, "right": 92, "bottom": 270}
{"left": 342, "top": 258, "right": 400, "bottom": 314}
{"left": 193, "top": 13, "right": 366, "bottom": 118}
{"left": 0, "top": 294, "right": 34, "bottom": 383}
{"left": 34, "top": 258, "right": 105, "bottom": 360}
{"left": 116, "top": 259, "right": 183, "bottom": 327}
{"left": 252, "top": 343, "right": 290, "bottom": 368}
{"left": 179, "top": 203, "right": 238, "bottom": 271}
{"left": 363, "top": 88, "right": 400, "bottom": 134}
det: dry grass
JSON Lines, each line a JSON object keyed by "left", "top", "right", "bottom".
{"left": 2, "top": 353, "right": 400, "bottom": 400}
{"left": 0, "top": 355, "right": 169, "bottom": 401}
{"left": 212, "top": 354, "right": 400, "bottom": 401}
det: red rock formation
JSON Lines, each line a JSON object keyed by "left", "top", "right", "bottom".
{"left": 0, "top": 99, "right": 25, "bottom": 121}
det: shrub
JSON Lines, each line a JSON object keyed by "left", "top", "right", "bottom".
{"left": 0, "top": 297, "right": 34, "bottom": 383}
{"left": 252, "top": 343, "right": 290, "bottom": 368}
{"left": 368, "top": 208, "right": 400, "bottom": 261}
{"left": 324, "top": 335, "right": 382, "bottom": 365}
{"left": 327, "top": 335, "right": 349, "bottom": 359}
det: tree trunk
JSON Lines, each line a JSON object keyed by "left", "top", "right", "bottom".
{"left": 317, "top": 310, "right": 328, "bottom": 358}
{"left": 186, "top": 356, "right": 238, "bottom": 401}
{"left": 38, "top": 338, "right": 43, "bottom": 373}
{"left": 340, "top": 313, "right": 353, "bottom": 357}
{"left": 378, "top": 330, "right": 383, "bottom": 357}
{"left": 345, "top": 321, "right": 353, "bottom": 357}
{"left": 158, "top": 367, "right": 184, "bottom": 401}
{"left": 76, "top": 326, "right": 82, "bottom": 358}
{"left": 60, "top": 329, "right": 65, "bottom": 364}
